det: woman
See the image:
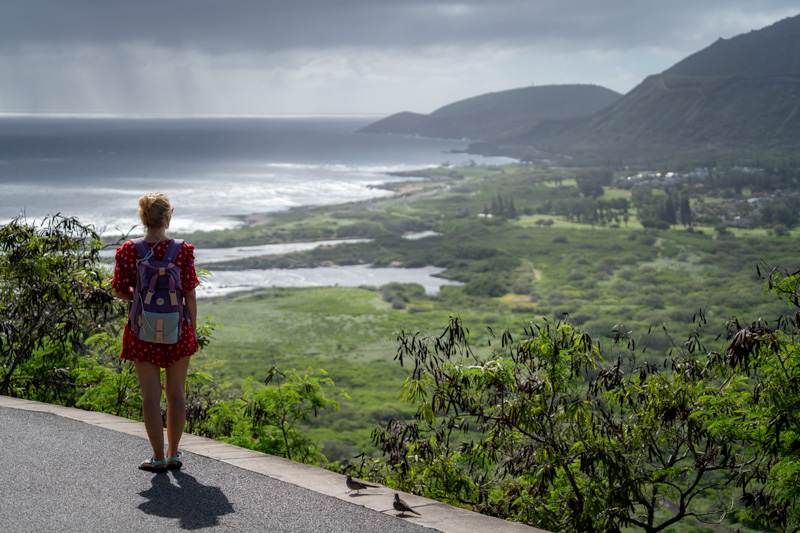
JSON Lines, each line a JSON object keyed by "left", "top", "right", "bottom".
{"left": 112, "top": 191, "right": 199, "bottom": 472}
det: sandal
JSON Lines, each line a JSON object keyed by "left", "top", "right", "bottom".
{"left": 166, "top": 451, "right": 183, "bottom": 470}
{"left": 139, "top": 457, "right": 169, "bottom": 472}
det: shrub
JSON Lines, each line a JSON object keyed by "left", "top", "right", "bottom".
{"left": 463, "top": 275, "right": 508, "bottom": 297}
{"left": 372, "top": 316, "right": 766, "bottom": 531}
{"left": 0, "top": 215, "right": 123, "bottom": 399}
{"left": 639, "top": 234, "right": 658, "bottom": 246}
{"left": 567, "top": 270, "right": 586, "bottom": 281}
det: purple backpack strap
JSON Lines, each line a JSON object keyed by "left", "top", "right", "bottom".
{"left": 131, "top": 237, "right": 151, "bottom": 261}
{"left": 164, "top": 239, "right": 184, "bottom": 263}
{"left": 130, "top": 238, "right": 183, "bottom": 263}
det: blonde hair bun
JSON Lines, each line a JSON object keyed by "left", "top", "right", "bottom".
{"left": 138, "top": 191, "right": 172, "bottom": 229}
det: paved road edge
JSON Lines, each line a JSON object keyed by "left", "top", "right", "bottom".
{"left": 0, "top": 395, "right": 544, "bottom": 533}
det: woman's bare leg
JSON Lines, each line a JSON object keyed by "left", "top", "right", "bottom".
{"left": 134, "top": 361, "right": 165, "bottom": 461}
{"left": 164, "top": 355, "right": 191, "bottom": 459}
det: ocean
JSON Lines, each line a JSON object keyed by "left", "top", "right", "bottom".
{"left": 1, "top": 115, "right": 509, "bottom": 296}
{"left": 0, "top": 115, "right": 511, "bottom": 235}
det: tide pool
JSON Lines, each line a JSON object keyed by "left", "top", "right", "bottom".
{"left": 197, "top": 264, "right": 460, "bottom": 298}
{"left": 101, "top": 235, "right": 454, "bottom": 298}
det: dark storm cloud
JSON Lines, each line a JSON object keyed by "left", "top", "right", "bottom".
{"left": 3, "top": 0, "right": 798, "bottom": 54}
{"left": 1, "top": 1, "right": 797, "bottom": 114}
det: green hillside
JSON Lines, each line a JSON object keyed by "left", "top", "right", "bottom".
{"left": 359, "top": 84, "right": 620, "bottom": 140}
{"left": 510, "top": 72, "right": 800, "bottom": 164}
{"left": 363, "top": 13, "right": 800, "bottom": 166}
{"left": 493, "top": 13, "right": 800, "bottom": 165}
{"left": 666, "top": 14, "right": 800, "bottom": 78}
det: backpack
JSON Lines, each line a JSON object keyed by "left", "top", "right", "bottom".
{"left": 128, "top": 238, "right": 188, "bottom": 344}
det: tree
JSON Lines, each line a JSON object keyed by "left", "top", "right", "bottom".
{"left": 772, "top": 223, "right": 790, "bottom": 237}
{"left": 372, "top": 315, "right": 763, "bottom": 532}
{"left": 714, "top": 263, "right": 800, "bottom": 529}
{"left": 208, "top": 367, "right": 347, "bottom": 464}
{"left": 679, "top": 193, "right": 692, "bottom": 228}
{"left": 576, "top": 175, "right": 604, "bottom": 198}
{"left": 763, "top": 197, "right": 800, "bottom": 228}
{"left": 0, "top": 215, "right": 122, "bottom": 398}
{"left": 507, "top": 197, "right": 517, "bottom": 219}
{"left": 463, "top": 274, "right": 508, "bottom": 297}
{"left": 73, "top": 330, "right": 141, "bottom": 418}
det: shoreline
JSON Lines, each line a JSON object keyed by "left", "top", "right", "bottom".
{"left": 97, "top": 169, "right": 442, "bottom": 243}
{"left": 228, "top": 170, "right": 448, "bottom": 229}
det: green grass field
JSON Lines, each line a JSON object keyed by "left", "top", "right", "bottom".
{"left": 182, "top": 164, "right": 800, "bottom": 463}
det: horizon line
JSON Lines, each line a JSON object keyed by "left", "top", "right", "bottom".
{"left": 0, "top": 111, "right": 389, "bottom": 120}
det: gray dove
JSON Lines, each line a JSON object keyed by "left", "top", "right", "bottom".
{"left": 393, "top": 493, "right": 421, "bottom": 516}
{"left": 346, "top": 474, "right": 378, "bottom": 494}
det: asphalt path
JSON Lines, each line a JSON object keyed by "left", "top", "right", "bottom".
{"left": 0, "top": 406, "right": 436, "bottom": 533}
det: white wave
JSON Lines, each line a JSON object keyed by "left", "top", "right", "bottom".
{"left": 263, "top": 161, "right": 434, "bottom": 174}
{"left": 0, "top": 116, "right": 516, "bottom": 237}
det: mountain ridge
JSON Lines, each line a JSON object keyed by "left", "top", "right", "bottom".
{"left": 358, "top": 84, "right": 621, "bottom": 141}
{"left": 666, "top": 14, "right": 800, "bottom": 78}
{"left": 362, "top": 13, "right": 800, "bottom": 165}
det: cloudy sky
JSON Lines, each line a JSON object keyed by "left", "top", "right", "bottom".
{"left": 1, "top": 1, "right": 797, "bottom": 116}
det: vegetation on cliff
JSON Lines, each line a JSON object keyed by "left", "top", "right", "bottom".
{"left": 5, "top": 160, "right": 800, "bottom": 531}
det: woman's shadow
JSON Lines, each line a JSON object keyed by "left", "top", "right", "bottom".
{"left": 138, "top": 471, "right": 234, "bottom": 530}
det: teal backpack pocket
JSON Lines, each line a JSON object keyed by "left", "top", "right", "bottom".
{"left": 137, "top": 310, "right": 181, "bottom": 344}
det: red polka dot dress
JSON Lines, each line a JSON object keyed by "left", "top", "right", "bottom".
{"left": 112, "top": 239, "right": 200, "bottom": 368}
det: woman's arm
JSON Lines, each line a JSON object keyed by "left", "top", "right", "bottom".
{"left": 111, "top": 242, "right": 135, "bottom": 302}
{"left": 114, "top": 288, "right": 133, "bottom": 302}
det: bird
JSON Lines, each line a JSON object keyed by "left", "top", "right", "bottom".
{"left": 345, "top": 474, "right": 379, "bottom": 494}
{"left": 393, "top": 493, "right": 421, "bottom": 516}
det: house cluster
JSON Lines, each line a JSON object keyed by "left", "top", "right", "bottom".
{"left": 612, "top": 166, "right": 764, "bottom": 190}
{"left": 612, "top": 166, "right": 795, "bottom": 229}
{"left": 612, "top": 168, "right": 712, "bottom": 189}
{"left": 691, "top": 195, "right": 769, "bottom": 228}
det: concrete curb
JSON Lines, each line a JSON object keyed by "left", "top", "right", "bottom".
{"left": 0, "top": 395, "right": 544, "bottom": 533}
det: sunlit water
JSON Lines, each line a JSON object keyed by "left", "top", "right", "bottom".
{"left": 198, "top": 264, "right": 461, "bottom": 298}
{"left": 100, "top": 234, "right": 460, "bottom": 298}
{"left": 0, "top": 115, "right": 512, "bottom": 235}
{"left": 21, "top": 117, "right": 499, "bottom": 296}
